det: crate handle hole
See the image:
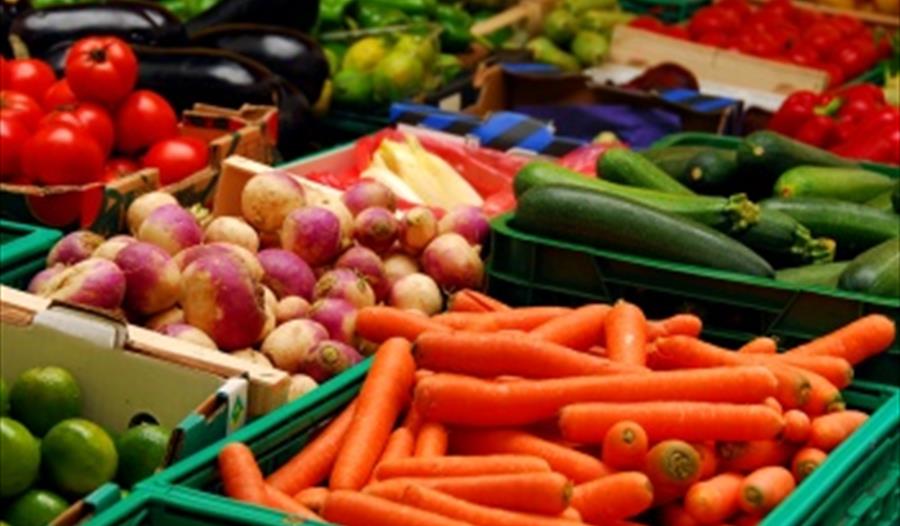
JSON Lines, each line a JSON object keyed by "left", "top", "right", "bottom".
{"left": 128, "top": 412, "right": 160, "bottom": 428}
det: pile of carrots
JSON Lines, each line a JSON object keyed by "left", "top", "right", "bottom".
{"left": 216, "top": 290, "right": 895, "bottom": 526}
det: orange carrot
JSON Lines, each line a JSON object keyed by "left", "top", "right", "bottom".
{"left": 357, "top": 307, "right": 451, "bottom": 343}
{"left": 431, "top": 307, "right": 572, "bottom": 331}
{"left": 602, "top": 421, "right": 649, "bottom": 471}
{"left": 738, "top": 337, "right": 777, "bottom": 355}
{"left": 267, "top": 400, "right": 357, "bottom": 494}
{"left": 763, "top": 397, "right": 783, "bottom": 414}
{"left": 786, "top": 314, "right": 895, "bottom": 365}
{"left": 733, "top": 514, "right": 763, "bottom": 526}
{"left": 560, "top": 402, "right": 785, "bottom": 443}
{"left": 363, "top": 472, "right": 571, "bottom": 515}
{"left": 264, "top": 485, "right": 321, "bottom": 519}
{"left": 798, "top": 366, "right": 845, "bottom": 416}
{"left": 692, "top": 442, "right": 718, "bottom": 481}
{"left": 331, "top": 338, "right": 416, "bottom": 490}
{"left": 529, "top": 303, "right": 611, "bottom": 351}
{"left": 451, "top": 428, "right": 611, "bottom": 484}
{"left": 390, "top": 484, "right": 579, "bottom": 526}
{"left": 414, "top": 331, "right": 646, "bottom": 379}
{"left": 219, "top": 443, "right": 267, "bottom": 505}
{"left": 294, "top": 487, "right": 328, "bottom": 513}
{"left": 808, "top": 410, "right": 868, "bottom": 451}
{"left": 414, "top": 367, "right": 776, "bottom": 427}
{"left": 771, "top": 354, "right": 853, "bottom": 389}
{"left": 645, "top": 440, "right": 702, "bottom": 491}
{"left": 321, "top": 490, "right": 468, "bottom": 526}
{"left": 791, "top": 447, "right": 827, "bottom": 482}
{"left": 717, "top": 440, "right": 794, "bottom": 473}
{"left": 605, "top": 300, "right": 648, "bottom": 366}
{"left": 782, "top": 410, "right": 811, "bottom": 443}
{"left": 570, "top": 472, "right": 654, "bottom": 522}
{"left": 448, "top": 289, "right": 511, "bottom": 313}
{"left": 647, "top": 314, "right": 704, "bottom": 341}
{"left": 375, "top": 455, "right": 551, "bottom": 481}
{"left": 414, "top": 422, "right": 448, "bottom": 458}
{"left": 684, "top": 473, "right": 743, "bottom": 525}
{"left": 738, "top": 466, "right": 795, "bottom": 513}
{"left": 660, "top": 504, "right": 701, "bottom": 526}
{"left": 376, "top": 429, "right": 416, "bottom": 467}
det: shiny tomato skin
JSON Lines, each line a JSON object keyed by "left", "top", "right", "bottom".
{"left": 142, "top": 136, "right": 209, "bottom": 186}
{"left": 41, "top": 102, "right": 115, "bottom": 157}
{"left": 21, "top": 122, "right": 105, "bottom": 186}
{"left": 0, "top": 116, "right": 30, "bottom": 181}
{"left": 0, "top": 90, "right": 44, "bottom": 132}
{"left": 65, "top": 36, "right": 138, "bottom": 106}
{"left": 42, "top": 79, "right": 78, "bottom": 111}
{"left": 115, "top": 90, "right": 178, "bottom": 153}
{"left": 103, "top": 157, "right": 139, "bottom": 182}
{"left": 5, "top": 59, "right": 56, "bottom": 102}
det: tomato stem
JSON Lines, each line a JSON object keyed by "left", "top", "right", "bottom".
{"left": 89, "top": 48, "right": 107, "bottom": 63}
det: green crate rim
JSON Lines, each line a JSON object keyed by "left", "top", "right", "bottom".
{"left": 0, "top": 219, "right": 62, "bottom": 272}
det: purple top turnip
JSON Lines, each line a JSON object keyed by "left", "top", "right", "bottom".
{"left": 174, "top": 243, "right": 263, "bottom": 282}
{"left": 309, "top": 193, "right": 354, "bottom": 242}
{"left": 342, "top": 180, "right": 396, "bottom": 216}
{"left": 353, "top": 207, "right": 399, "bottom": 254}
{"left": 438, "top": 205, "right": 489, "bottom": 246}
{"left": 204, "top": 216, "right": 260, "bottom": 253}
{"left": 146, "top": 307, "right": 184, "bottom": 330}
{"left": 241, "top": 170, "right": 305, "bottom": 233}
{"left": 421, "top": 233, "right": 484, "bottom": 292}
{"left": 275, "top": 296, "right": 310, "bottom": 324}
{"left": 157, "top": 323, "right": 217, "bottom": 349}
{"left": 40, "top": 258, "right": 127, "bottom": 310}
{"left": 260, "top": 319, "right": 329, "bottom": 373}
{"left": 115, "top": 241, "right": 182, "bottom": 316}
{"left": 288, "top": 374, "right": 318, "bottom": 401}
{"left": 383, "top": 252, "right": 419, "bottom": 287}
{"left": 28, "top": 265, "right": 66, "bottom": 295}
{"left": 335, "top": 246, "right": 388, "bottom": 301}
{"left": 308, "top": 298, "right": 357, "bottom": 344}
{"left": 93, "top": 235, "right": 137, "bottom": 261}
{"left": 313, "top": 268, "right": 375, "bottom": 309}
{"left": 180, "top": 255, "right": 266, "bottom": 351}
{"left": 47, "top": 230, "right": 105, "bottom": 267}
{"left": 138, "top": 204, "right": 203, "bottom": 256}
{"left": 281, "top": 206, "right": 344, "bottom": 267}
{"left": 257, "top": 249, "right": 316, "bottom": 300}
{"left": 399, "top": 207, "right": 438, "bottom": 255}
{"left": 390, "top": 272, "right": 442, "bottom": 315}
{"left": 300, "top": 340, "right": 363, "bottom": 382}
{"left": 127, "top": 192, "right": 178, "bottom": 235}
{"left": 231, "top": 349, "right": 274, "bottom": 368}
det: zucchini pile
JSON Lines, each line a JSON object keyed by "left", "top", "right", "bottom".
{"left": 511, "top": 131, "right": 900, "bottom": 298}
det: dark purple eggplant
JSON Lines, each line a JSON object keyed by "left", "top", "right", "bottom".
{"left": 9, "top": 1, "right": 186, "bottom": 59}
{"left": 185, "top": 0, "right": 318, "bottom": 36}
{"left": 190, "top": 24, "right": 328, "bottom": 104}
{"left": 131, "top": 45, "right": 310, "bottom": 158}
{"left": 1, "top": 0, "right": 33, "bottom": 57}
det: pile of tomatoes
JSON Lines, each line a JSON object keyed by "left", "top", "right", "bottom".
{"left": 1, "top": 37, "right": 209, "bottom": 187}
{"left": 629, "top": 0, "right": 891, "bottom": 87}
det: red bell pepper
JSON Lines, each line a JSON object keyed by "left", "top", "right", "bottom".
{"left": 830, "top": 108, "right": 900, "bottom": 164}
{"left": 769, "top": 91, "right": 818, "bottom": 135}
{"left": 794, "top": 115, "right": 837, "bottom": 148}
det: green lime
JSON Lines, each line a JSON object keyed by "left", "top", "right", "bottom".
{"left": 0, "top": 417, "right": 41, "bottom": 498}
{"left": 115, "top": 424, "right": 171, "bottom": 488}
{"left": 1, "top": 378, "right": 9, "bottom": 415}
{"left": 332, "top": 69, "right": 374, "bottom": 108}
{"left": 3, "top": 489, "right": 69, "bottom": 526}
{"left": 543, "top": 9, "right": 578, "bottom": 46}
{"left": 11, "top": 367, "right": 82, "bottom": 437}
{"left": 373, "top": 52, "right": 425, "bottom": 103}
{"left": 342, "top": 37, "right": 387, "bottom": 73}
{"left": 392, "top": 35, "right": 438, "bottom": 68}
{"left": 42, "top": 419, "right": 117, "bottom": 496}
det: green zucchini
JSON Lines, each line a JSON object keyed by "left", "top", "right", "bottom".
{"left": 736, "top": 209, "right": 836, "bottom": 267}
{"left": 866, "top": 189, "right": 895, "bottom": 211}
{"left": 514, "top": 161, "right": 759, "bottom": 232}
{"left": 683, "top": 149, "right": 739, "bottom": 193}
{"left": 774, "top": 166, "right": 896, "bottom": 202}
{"left": 761, "top": 197, "right": 900, "bottom": 257}
{"left": 513, "top": 184, "right": 775, "bottom": 277}
{"left": 775, "top": 262, "right": 850, "bottom": 288}
{"left": 893, "top": 183, "right": 900, "bottom": 213}
{"left": 838, "top": 238, "right": 900, "bottom": 298}
{"left": 599, "top": 148, "right": 695, "bottom": 195}
{"left": 642, "top": 146, "right": 712, "bottom": 177}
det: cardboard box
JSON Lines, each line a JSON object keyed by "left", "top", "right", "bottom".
{"left": 0, "top": 104, "right": 278, "bottom": 236}
{"left": 0, "top": 285, "right": 285, "bottom": 523}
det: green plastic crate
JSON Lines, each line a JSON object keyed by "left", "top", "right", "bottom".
{"left": 0, "top": 219, "right": 61, "bottom": 289}
{"left": 621, "top": 0, "right": 710, "bottom": 22}
{"left": 486, "top": 214, "right": 899, "bottom": 385}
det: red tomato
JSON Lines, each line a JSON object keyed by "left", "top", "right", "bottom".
{"left": 821, "top": 64, "right": 845, "bottom": 88}
{"left": 42, "top": 79, "right": 78, "bottom": 111}
{"left": 804, "top": 24, "right": 842, "bottom": 55}
{"left": 696, "top": 32, "right": 731, "bottom": 48}
{"left": 21, "top": 122, "right": 105, "bottom": 186}
{"left": 0, "top": 56, "right": 8, "bottom": 89}
{"left": 115, "top": 90, "right": 178, "bottom": 153}
{"left": 629, "top": 16, "right": 665, "bottom": 32}
{"left": 142, "top": 136, "right": 209, "bottom": 185}
{"left": 663, "top": 26, "right": 690, "bottom": 40}
{"left": 0, "top": 117, "right": 30, "bottom": 181}
{"left": 41, "top": 102, "right": 115, "bottom": 157}
{"left": 831, "top": 15, "right": 865, "bottom": 37}
{"left": 689, "top": 7, "right": 740, "bottom": 38}
{"left": 758, "top": 0, "right": 794, "bottom": 21}
{"left": 103, "top": 157, "right": 139, "bottom": 182}
{"left": 0, "top": 91, "right": 44, "bottom": 132}
{"left": 835, "top": 40, "right": 875, "bottom": 79}
{"left": 737, "top": 32, "right": 781, "bottom": 58}
{"left": 787, "top": 46, "right": 821, "bottom": 67}
{"left": 717, "top": 0, "right": 752, "bottom": 17}
{"left": 4, "top": 59, "right": 56, "bottom": 102}
{"left": 65, "top": 37, "right": 138, "bottom": 106}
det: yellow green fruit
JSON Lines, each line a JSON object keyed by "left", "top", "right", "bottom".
{"left": 0, "top": 417, "right": 41, "bottom": 498}
{"left": 373, "top": 52, "right": 425, "bottom": 103}
{"left": 10, "top": 366, "right": 82, "bottom": 437}
{"left": 342, "top": 37, "right": 388, "bottom": 73}
{"left": 116, "top": 424, "right": 171, "bottom": 488}
{"left": 3, "top": 489, "right": 69, "bottom": 526}
{"left": 42, "top": 418, "right": 118, "bottom": 496}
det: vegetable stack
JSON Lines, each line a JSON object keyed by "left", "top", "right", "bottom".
{"left": 213, "top": 296, "right": 896, "bottom": 525}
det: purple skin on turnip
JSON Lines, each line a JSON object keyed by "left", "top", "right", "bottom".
{"left": 281, "top": 206, "right": 344, "bottom": 267}
{"left": 353, "top": 207, "right": 399, "bottom": 254}
{"left": 398, "top": 206, "right": 438, "bottom": 255}
{"left": 27, "top": 265, "right": 66, "bottom": 295}
{"left": 257, "top": 248, "right": 316, "bottom": 300}
{"left": 421, "top": 233, "right": 484, "bottom": 292}
{"left": 47, "top": 230, "right": 105, "bottom": 267}
{"left": 127, "top": 192, "right": 178, "bottom": 235}
{"left": 157, "top": 323, "right": 217, "bottom": 349}
{"left": 174, "top": 243, "right": 263, "bottom": 281}
{"left": 93, "top": 235, "right": 137, "bottom": 261}
{"left": 39, "top": 258, "right": 127, "bottom": 310}
{"left": 204, "top": 216, "right": 260, "bottom": 253}
{"left": 260, "top": 319, "right": 329, "bottom": 373}
{"left": 241, "top": 170, "right": 306, "bottom": 233}
{"left": 389, "top": 272, "right": 443, "bottom": 315}
{"left": 301, "top": 340, "right": 363, "bottom": 382}
{"left": 313, "top": 268, "right": 375, "bottom": 309}
{"left": 138, "top": 204, "right": 203, "bottom": 256}
{"left": 383, "top": 252, "right": 419, "bottom": 288}
{"left": 115, "top": 241, "right": 182, "bottom": 316}
{"left": 342, "top": 180, "right": 396, "bottom": 216}
{"left": 275, "top": 296, "right": 310, "bottom": 324}
{"left": 335, "top": 246, "right": 389, "bottom": 302}
{"left": 308, "top": 298, "right": 357, "bottom": 344}
{"left": 438, "top": 205, "right": 489, "bottom": 246}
